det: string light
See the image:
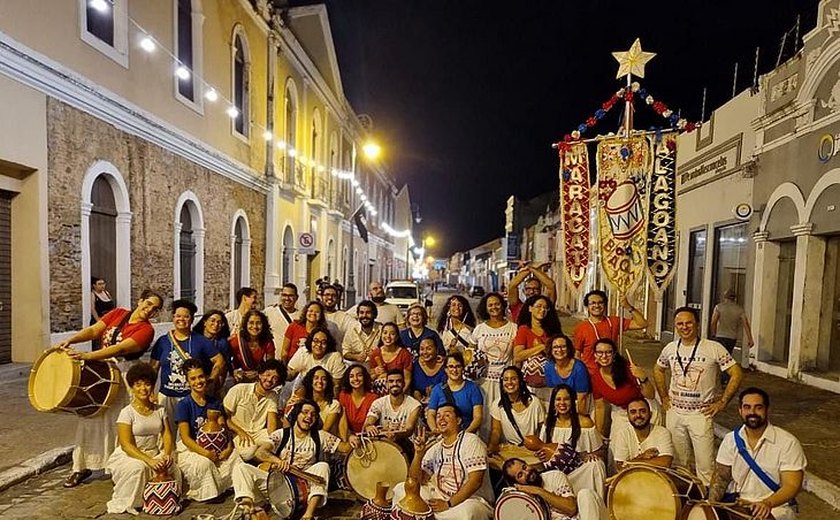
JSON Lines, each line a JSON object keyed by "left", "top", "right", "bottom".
{"left": 97, "top": 0, "right": 392, "bottom": 222}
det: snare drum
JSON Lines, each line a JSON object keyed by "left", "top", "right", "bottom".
{"left": 679, "top": 502, "right": 755, "bottom": 520}
{"left": 346, "top": 438, "right": 408, "bottom": 501}
{"left": 266, "top": 471, "right": 310, "bottom": 520}
{"left": 607, "top": 465, "right": 705, "bottom": 520}
{"left": 28, "top": 348, "right": 122, "bottom": 417}
{"left": 142, "top": 479, "right": 181, "bottom": 516}
{"left": 494, "top": 489, "right": 550, "bottom": 520}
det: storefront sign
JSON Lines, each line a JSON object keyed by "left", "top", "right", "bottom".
{"left": 678, "top": 135, "right": 742, "bottom": 192}
{"left": 596, "top": 136, "right": 650, "bottom": 294}
{"left": 647, "top": 135, "right": 678, "bottom": 294}
{"left": 559, "top": 143, "right": 590, "bottom": 293}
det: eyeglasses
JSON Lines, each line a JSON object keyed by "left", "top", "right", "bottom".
{"left": 594, "top": 350, "right": 614, "bottom": 357}
{"left": 280, "top": 293, "right": 296, "bottom": 298}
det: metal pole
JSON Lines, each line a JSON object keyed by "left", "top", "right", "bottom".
{"left": 347, "top": 213, "right": 356, "bottom": 308}
{"left": 551, "top": 127, "right": 685, "bottom": 148}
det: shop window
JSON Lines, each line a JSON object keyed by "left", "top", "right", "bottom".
{"left": 686, "top": 228, "right": 706, "bottom": 311}
{"left": 819, "top": 236, "right": 840, "bottom": 373}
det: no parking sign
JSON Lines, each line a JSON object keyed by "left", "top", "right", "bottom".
{"left": 298, "top": 232, "right": 315, "bottom": 255}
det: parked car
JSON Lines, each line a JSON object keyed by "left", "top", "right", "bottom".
{"left": 385, "top": 280, "right": 421, "bottom": 311}
{"left": 468, "top": 285, "right": 485, "bottom": 298}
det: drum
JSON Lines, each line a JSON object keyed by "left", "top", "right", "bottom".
{"left": 488, "top": 444, "right": 541, "bottom": 471}
{"left": 463, "top": 347, "right": 488, "bottom": 380}
{"left": 266, "top": 471, "right": 310, "bottom": 520}
{"left": 142, "top": 479, "right": 181, "bottom": 515}
{"left": 390, "top": 502, "right": 435, "bottom": 520}
{"left": 494, "top": 488, "right": 551, "bottom": 520}
{"left": 346, "top": 438, "right": 408, "bottom": 501}
{"left": 197, "top": 429, "right": 228, "bottom": 454}
{"left": 28, "top": 348, "right": 122, "bottom": 417}
{"left": 607, "top": 465, "right": 705, "bottom": 520}
{"left": 679, "top": 502, "right": 756, "bottom": 520}
{"left": 522, "top": 353, "right": 547, "bottom": 388}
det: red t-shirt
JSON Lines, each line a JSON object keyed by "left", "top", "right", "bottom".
{"left": 590, "top": 363, "right": 643, "bottom": 408}
{"left": 283, "top": 322, "right": 309, "bottom": 362}
{"left": 509, "top": 300, "right": 524, "bottom": 324}
{"left": 573, "top": 317, "right": 631, "bottom": 371}
{"left": 99, "top": 308, "right": 156, "bottom": 359}
{"left": 514, "top": 324, "right": 548, "bottom": 350}
{"left": 229, "top": 335, "right": 275, "bottom": 370}
{"left": 339, "top": 391, "right": 377, "bottom": 433}
{"left": 369, "top": 347, "right": 413, "bottom": 374}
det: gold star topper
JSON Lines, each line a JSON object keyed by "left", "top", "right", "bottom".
{"left": 612, "top": 38, "right": 656, "bottom": 79}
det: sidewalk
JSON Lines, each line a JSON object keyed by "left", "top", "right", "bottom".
{"left": 559, "top": 316, "right": 840, "bottom": 509}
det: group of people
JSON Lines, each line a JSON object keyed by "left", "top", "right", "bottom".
{"left": 55, "top": 270, "right": 805, "bottom": 519}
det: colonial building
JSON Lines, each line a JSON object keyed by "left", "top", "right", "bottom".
{"left": 0, "top": 0, "right": 407, "bottom": 363}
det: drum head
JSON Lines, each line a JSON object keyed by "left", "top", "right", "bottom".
{"left": 681, "top": 503, "right": 719, "bottom": 520}
{"left": 28, "top": 349, "right": 77, "bottom": 412}
{"left": 266, "top": 471, "right": 297, "bottom": 519}
{"left": 346, "top": 439, "right": 408, "bottom": 500}
{"left": 495, "top": 490, "right": 548, "bottom": 520}
{"left": 608, "top": 466, "right": 681, "bottom": 520}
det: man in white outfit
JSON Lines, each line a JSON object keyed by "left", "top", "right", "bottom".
{"left": 612, "top": 397, "right": 674, "bottom": 470}
{"left": 653, "top": 306, "right": 743, "bottom": 486}
{"left": 711, "top": 387, "right": 805, "bottom": 520}
{"left": 263, "top": 283, "right": 300, "bottom": 348}
{"left": 502, "top": 458, "right": 606, "bottom": 520}
{"left": 391, "top": 403, "right": 493, "bottom": 520}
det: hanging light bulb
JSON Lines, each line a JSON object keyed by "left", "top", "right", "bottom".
{"left": 276, "top": 140, "right": 287, "bottom": 150}
{"left": 288, "top": 148, "right": 297, "bottom": 157}
{"left": 89, "top": 0, "right": 109, "bottom": 13}
{"left": 262, "top": 130, "right": 273, "bottom": 141}
{"left": 226, "top": 106, "right": 239, "bottom": 118}
{"left": 175, "top": 65, "right": 191, "bottom": 80}
{"left": 204, "top": 88, "right": 218, "bottom": 102}
{"left": 140, "top": 36, "right": 156, "bottom": 53}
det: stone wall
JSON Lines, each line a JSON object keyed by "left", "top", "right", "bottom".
{"left": 48, "top": 99, "right": 266, "bottom": 331}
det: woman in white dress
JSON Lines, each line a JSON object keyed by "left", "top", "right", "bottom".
{"left": 536, "top": 384, "right": 607, "bottom": 497}
{"left": 436, "top": 294, "right": 477, "bottom": 354}
{"left": 472, "top": 292, "right": 516, "bottom": 436}
{"left": 106, "top": 362, "right": 180, "bottom": 514}
{"left": 487, "top": 366, "right": 545, "bottom": 454}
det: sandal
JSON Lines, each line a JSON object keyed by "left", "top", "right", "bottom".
{"left": 63, "top": 469, "right": 92, "bottom": 488}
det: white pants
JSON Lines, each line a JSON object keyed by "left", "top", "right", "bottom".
{"left": 567, "top": 460, "right": 607, "bottom": 500}
{"left": 576, "top": 488, "right": 608, "bottom": 520}
{"left": 232, "top": 461, "right": 330, "bottom": 504}
{"left": 665, "top": 409, "right": 715, "bottom": 486}
{"left": 105, "top": 448, "right": 182, "bottom": 514}
{"left": 232, "top": 429, "right": 273, "bottom": 461}
{"left": 157, "top": 393, "right": 181, "bottom": 440}
{"left": 391, "top": 481, "right": 493, "bottom": 520}
{"left": 176, "top": 441, "right": 240, "bottom": 501}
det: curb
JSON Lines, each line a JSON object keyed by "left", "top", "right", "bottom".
{"left": 0, "top": 445, "right": 73, "bottom": 493}
{"left": 713, "top": 424, "right": 840, "bottom": 511}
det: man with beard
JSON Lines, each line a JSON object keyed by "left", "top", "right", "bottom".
{"left": 711, "top": 388, "right": 805, "bottom": 520}
{"left": 226, "top": 287, "right": 258, "bottom": 336}
{"left": 320, "top": 284, "right": 354, "bottom": 346}
{"left": 363, "top": 369, "right": 422, "bottom": 456}
{"left": 232, "top": 399, "right": 359, "bottom": 518}
{"left": 502, "top": 458, "right": 607, "bottom": 520}
{"left": 264, "top": 283, "right": 300, "bottom": 347}
{"left": 573, "top": 289, "right": 647, "bottom": 371}
{"left": 391, "top": 403, "right": 494, "bottom": 520}
{"left": 348, "top": 281, "right": 405, "bottom": 328}
{"left": 342, "top": 300, "right": 382, "bottom": 365}
{"left": 224, "top": 359, "right": 287, "bottom": 461}
{"left": 653, "top": 306, "right": 743, "bottom": 486}
{"left": 507, "top": 263, "right": 556, "bottom": 323}
{"left": 611, "top": 397, "right": 674, "bottom": 470}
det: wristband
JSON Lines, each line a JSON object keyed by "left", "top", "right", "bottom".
{"left": 447, "top": 499, "right": 452, "bottom": 508}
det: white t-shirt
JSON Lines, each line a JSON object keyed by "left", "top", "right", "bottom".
{"left": 223, "top": 382, "right": 278, "bottom": 434}
{"left": 440, "top": 325, "right": 474, "bottom": 353}
{"left": 656, "top": 338, "right": 736, "bottom": 412}
{"left": 116, "top": 404, "right": 167, "bottom": 452}
{"left": 540, "top": 470, "right": 578, "bottom": 520}
{"left": 537, "top": 424, "right": 604, "bottom": 453}
{"left": 268, "top": 428, "right": 340, "bottom": 470}
{"left": 375, "top": 303, "right": 404, "bottom": 327}
{"left": 489, "top": 397, "right": 545, "bottom": 444}
{"left": 716, "top": 424, "right": 806, "bottom": 503}
{"left": 367, "top": 394, "right": 421, "bottom": 432}
{"left": 422, "top": 431, "right": 490, "bottom": 501}
{"left": 264, "top": 306, "right": 300, "bottom": 347}
{"left": 472, "top": 321, "right": 516, "bottom": 381}
{"left": 288, "top": 349, "right": 346, "bottom": 381}
{"left": 611, "top": 424, "right": 674, "bottom": 463}
{"left": 325, "top": 310, "right": 354, "bottom": 346}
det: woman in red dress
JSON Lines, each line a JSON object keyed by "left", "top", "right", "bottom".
{"left": 338, "top": 364, "right": 377, "bottom": 437}
{"left": 369, "top": 322, "right": 413, "bottom": 395}
{"left": 229, "top": 309, "right": 274, "bottom": 383}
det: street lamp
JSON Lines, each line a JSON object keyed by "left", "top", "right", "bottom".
{"left": 363, "top": 141, "right": 381, "bottom": 160}
{"left": 346, "top": 139, "right": 382, "bottom": 308}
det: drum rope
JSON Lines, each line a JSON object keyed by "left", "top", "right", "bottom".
{"left": 353, "top": 434, "right": 378, "bottom": 468}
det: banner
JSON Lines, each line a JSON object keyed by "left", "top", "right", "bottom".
{"left": 353, "top": 207, "right": 369, "bottom": 243}
{"left": 559, "top": 143, "right": 591, "bottom": 294}
{"left": 646, "top": 134, "right": 678, "bottom": 294}
{"left": 595, "top": 135, "right": 651, "bottom": 294}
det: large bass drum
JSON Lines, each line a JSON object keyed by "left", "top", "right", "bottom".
{"left": 607, "top": 464, "right": 705, "bottom": 520}
{"left": 346, "top": 438, "right": 408, "bottom": 501}
{"left": 28, "top": 348, "right": 121, "bottom": 417}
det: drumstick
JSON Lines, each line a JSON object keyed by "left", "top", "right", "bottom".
{"left": 285, "top": 466, "right": 326, "bottom": 486}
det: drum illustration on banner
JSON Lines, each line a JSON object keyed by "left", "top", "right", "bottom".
{"left": 596, "top": 135, "right": 651, "bottom": 294}
{"left": 646, "top": 134, "right": 678, "bottom": 295}
{"left": 559, "top": 142, "right": 591, "bottom": 294}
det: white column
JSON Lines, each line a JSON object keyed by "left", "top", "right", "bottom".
{"left": 263, "top": 184, "right": 280, "bottom": 305}
{"left": 750, "top": 231, "right": 778, "bottom": 367}
{"left": 194, "top": 228, "right": 206, "bottom": 313}
{"left": 789, "top": 223, "right": 825, "bottom": 377}
{"left": 173, "top": 221, "right": 183, "bottom": 303}
{"left": 80, "top": 202, "right": 93, "bottom": 325}
{"left": 115, "top": 211, "right": 132, "bottom": 308}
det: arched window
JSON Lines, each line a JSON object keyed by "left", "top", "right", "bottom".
{"left": 176, "top": 0, "right": 194, "bottom": 100}
{"left": 174, "top": 192, "right": 205, "bottom": 310}
{"left": 282, "top": 225, "right": 294, "bottom": 285}
{"left": 232, "top": 30, "right": 249, "bottom": 137}
{"left": 327, "top": 238, "right": 336, "bottom": 281}
{"left": 230, "top": 212, "right": 251, "bottom": 308}
{"left": 90, "top": 176, "right": 117, "bottom": 300}
{"left": 284, "top": 81, "right": 298, "bottom": 185}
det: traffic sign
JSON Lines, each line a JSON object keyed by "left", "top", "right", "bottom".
{"left": 298, "top": 232, "right": 315, "bottom": 255}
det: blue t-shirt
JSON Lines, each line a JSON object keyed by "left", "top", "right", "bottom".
{"left": 174, "top": 393, "right": 225, "bottom": 440}
{"left": 544, "top": 358, "right": 591, "bottom": 394}
{"left": 427, "top": 380, "right": 484, "bottom": 429}
{"left": 400, "top": 327, "right": 445, "bottom": 357}
{"left": 412, "top": 360, "right": 446, "bottom": 397}
{"left": 151, "top": 332, "right": 219, "bottom": 397}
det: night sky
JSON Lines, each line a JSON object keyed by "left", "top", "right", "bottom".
{"left": 313, "top": 0, "right": 816, "bottom": 257}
